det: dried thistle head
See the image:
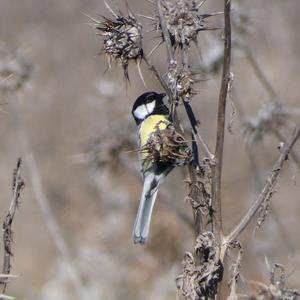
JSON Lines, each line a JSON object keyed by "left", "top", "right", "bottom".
{"left": 176, "top": 232, "right": 223, "bottom": 300}
{"left": 175, "top": 70, "right": 195, "bottom": 99}
{"left": 141, "top": 124, "right": 192, "bottom": 167}
{"left": 94, "top": 10, "right": 143, "bottom": 79}
{"left": 248, "top": 264, "right": 300, "bottom": 299}
{"left": 199, "top": 37, "right": 224, "bottom": 74}
{"left": 242, "top": 102, "right": 287, "bottom": 146}
{"left": 159, "top": 0, "right": 220, "bottom": 47}
{"left": 232, "top": 2, "right": 254, "bottom": 36}
{"left": 0, "top": 45, "right": 32, "bottom": 93}
{"left": 167, "top": 62, "right": 195, "bottom": 101}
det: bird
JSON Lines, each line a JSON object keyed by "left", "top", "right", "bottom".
{"left": 131, "top": 91, "right": 175, "bottom": 245}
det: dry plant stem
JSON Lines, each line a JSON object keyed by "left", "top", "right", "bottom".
{"left": 232, "top": 89, "right": 297, "bottom": 255}
{"left": 0, "top": 159, "right": 24, "bottom": 295}
{"left": 182, "top": 43, "right": 214, "bottom": 160}
{"left": 195, "top": 131, "right": 214, "bottom": 160}
{"left": 242, "top": 46, "right": 276, "bottom": 99}
{"left": 241, "top": 43, "right": 299, "bottom": 168}
{"left": 272, "top": 128, "right": 300, "bottom": 169}
{"left": 227, "top": 125, "right": 300, "bottom": 243}
{"left": 11, "top": 95, "right": 88, "bottom": 300}
{"left": 142, "top": 56, "right": 170, "bottom": 93}
{"left": 247, "top": 148, "right": 296, "bottom": 255}
{"left": 211, "top": 0, "right": 231, "bottom": 237}
{"left": 156, "top": 0, "right": 178, "bottom": 123}
{"left": 157, "top": 0, "right": 175, "bottom": 64}
{"left": 227, "top": 243, "right": 243, "bottom": 300}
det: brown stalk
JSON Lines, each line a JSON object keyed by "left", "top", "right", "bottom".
{"left": 1, "top": 159, "right": 24, "bottom": 295}
{"left": 142, "top": 56, "right": 170, "bottom": 93}
{"left": 226, "top": 125, "right": 300, "bottom": 243}
{"left": 156, "top": 0, "right": 175, "bottom": 64}
{"left": 211, "top": 0, "right": 231, "bottom": 237}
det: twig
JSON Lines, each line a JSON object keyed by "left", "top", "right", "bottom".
{"left": 157, "top": 0, "right": 175, "bottom": 64}
{"left": 181, "top": 43, "right": 214, "bottom": 161}
{"left": 227, "top": 242, "right": 243, "bottom": 300}
{"left": 227, "top": 125, "right": 300, "bottom": 243}
{"left": 211, "top": 0, "right": 231, "bottom": 236}
{"left": 272, "top": 128, "right": 300, "bottom": 169}
{"left": 142, "top": 56, "right": 170, "bottom": 92}
{"left": 0, "top": 159, "right": 24, "bottom": 294}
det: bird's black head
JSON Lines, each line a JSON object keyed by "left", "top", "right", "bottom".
{"left": 132, "top": 91, "right": 169, "bottom": 125}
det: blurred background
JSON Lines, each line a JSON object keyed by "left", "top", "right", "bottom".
{"left": 0, "top": 0, "right": 299, "bottom": 299}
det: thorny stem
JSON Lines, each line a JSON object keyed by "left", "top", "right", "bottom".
{"left": 181, "top": 42, "right": 206, "bottom": 234}
{"left": 182, "top": 43, "right": 214, "bottom": 160}
{"left": 1, "top": 159, "right": 24, "bottom": 294}
{"left": 211, "top": 0, "right": 231, "bottom": 237}
{"left": 156, "top": 0, "right": 179, "bottom": 128}
{"left": 142, "top": 56, "right": 170, "bottom": 93}
{"left": 231, "top": 83, "right": 297, "bottom": 256}
{"left": 272, "top": 128, "right": 300, "bottom": 169}
{"left": 0, "top": 158, "right": 24, "bottom": 294}
{"left": 226, "top": 126, "right": 300, "bottom": 243}
{"left": 157, "top": 0, "right": 175, "bottom": 64}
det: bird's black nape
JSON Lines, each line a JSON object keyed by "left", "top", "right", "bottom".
{"left": 132, "top": 91, "right": 169, "bottom": 125}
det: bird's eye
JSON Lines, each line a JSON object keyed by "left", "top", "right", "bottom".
{"left": 162, "top": 94, "right": 169, "bottom": 104}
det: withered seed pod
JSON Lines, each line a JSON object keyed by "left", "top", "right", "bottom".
{"left": 95, "top": 13, "right": 143, "bottom": 79}
{"left": 141, "top": 125, "right": 192, "bottom": 167}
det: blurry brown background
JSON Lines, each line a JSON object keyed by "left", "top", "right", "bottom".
{"left": 0, "top": 0, "right": 300, "bottom": 299}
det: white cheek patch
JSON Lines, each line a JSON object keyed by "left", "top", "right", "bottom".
{"left": 134, "top": 100, "right": 156, "bottom": 119}
{"left": 145, "top": 100, "right": 155, "bottom": 114}
{"left": 134, "top": 104, "right": 148, "bottom": 119}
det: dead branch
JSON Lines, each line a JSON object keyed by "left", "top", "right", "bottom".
{"left": 227, "top": 125, "right": 300, "bottom": 243}
{"left": 272, "top": 127, "right": 300, "bottom": 169}
{"left": 227, "top": 242, "right": 243, "bottom": 300}
{"left": 247, "top": 263, "right": 300, "bottom": 299}
{"left": 142, "top": 56, "right": 169, "bottom": 92}
{"left": 211, "top": 0, "right": 232, "bottom": 237}
{"left": 0, "top": 158, "right": 24, "bottom": 295}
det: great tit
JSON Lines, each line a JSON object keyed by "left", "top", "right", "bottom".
{"left": 131, "top": 91, "right": 174, "bottom": 244}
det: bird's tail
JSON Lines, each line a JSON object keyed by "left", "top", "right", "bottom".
{"left": 133, "top": 173, "right": 161, "bottom": 245}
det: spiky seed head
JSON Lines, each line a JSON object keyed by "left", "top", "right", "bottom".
{"left": 242, "top": 102, "right": 287, "bottom": 146}
{"left": 141, "top": 124, "right": 192, "bottom": 167}
{"left": 167, "top": 63, "right": 195, "bottom": 100}
{"left": 95, "top": 14, "right": 143, "bottom": 79}
{"left": 159, "top": 0, "right": 218, "bottom": 47}
{"left": 232, "top": 3, "right": 253, "bottom": 36}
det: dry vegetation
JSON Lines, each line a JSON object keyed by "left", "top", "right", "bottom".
{"left": 0, "top": 0, "right": 300, "bottom": 299}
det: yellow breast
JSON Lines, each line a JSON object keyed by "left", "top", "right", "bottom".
{"left": 139, "top": 115, "right": 170, "bottom": 148}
